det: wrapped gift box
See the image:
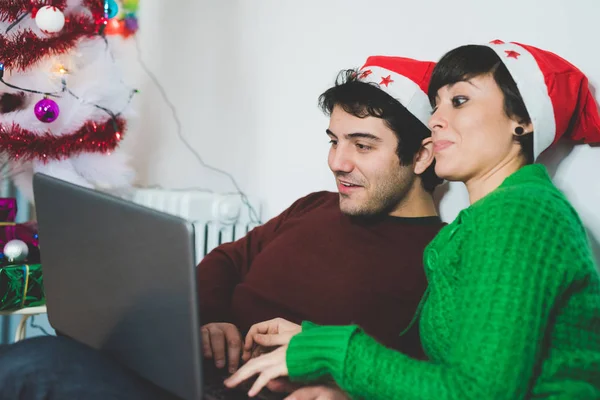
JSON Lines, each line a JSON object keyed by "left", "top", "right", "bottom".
{"left": 0, "top": 263, "right": 45, "bottom": 312}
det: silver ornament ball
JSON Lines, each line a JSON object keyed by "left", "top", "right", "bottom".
{"left": 3, "top": 239, "right": 29, "bottom": 263}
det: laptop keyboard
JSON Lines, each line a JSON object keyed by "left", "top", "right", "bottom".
{"left": 204, "top": 382, "right": 286, "bottom": 400}
{"left": 203, "top": 368, "right": 286, "bottom": 400}
{"left": 203, "top": 381, "right": 245, "bottom": 400}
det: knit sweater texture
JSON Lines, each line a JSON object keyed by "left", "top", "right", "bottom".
{"left": 197, "top": 191, "right": 444, "bottom": 355}
{"left": 286, "top": 164, "right": 600, "bottom": 399}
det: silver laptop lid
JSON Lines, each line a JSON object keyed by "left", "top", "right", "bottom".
{"left": 33, "top": 173, "right": 203, "bottom": 400}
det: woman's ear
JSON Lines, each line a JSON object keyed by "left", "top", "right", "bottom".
{"left": 522, "top": 120, "right": 534, "bottom": 134}
{"left": 414, "top": 137, "right": 434, "bottom": 175}
{"left": 512, "top": 119, "right": 534, "bottom": 136}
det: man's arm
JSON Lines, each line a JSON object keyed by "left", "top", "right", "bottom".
{"left": 197, "top": 204, "right": 304, "bottom": 372}
{"left": 196, "top": 192, "right": 332, "bottom": 324}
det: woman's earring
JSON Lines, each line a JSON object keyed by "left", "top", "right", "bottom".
{"left": 514, "top": 126, "right": 525, "bottom": 136}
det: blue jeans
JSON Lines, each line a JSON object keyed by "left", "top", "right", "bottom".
{"left": 0, "top": 336, "right": 180, "bottom": 400}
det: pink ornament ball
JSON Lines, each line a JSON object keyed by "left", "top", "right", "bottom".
{"left": 34, "top": 98, "right": 60, "bottom": 123}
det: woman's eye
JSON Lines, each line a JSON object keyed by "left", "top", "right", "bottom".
{"left": 451, "top": 96, "right": 468, "bottom": 107}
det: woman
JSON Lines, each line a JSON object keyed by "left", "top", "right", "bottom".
{"left": 224, "top": 41, "right": 600, "bottom": 399}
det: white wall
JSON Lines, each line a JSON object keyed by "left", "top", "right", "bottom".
{"left": 119, "top": 0, "right": 600, "bottom": 262}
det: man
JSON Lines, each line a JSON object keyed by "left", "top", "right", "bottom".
{"left": 0, "top": 55, "right": 444, "bottom": 400}
{"left": 198, "top": 56, "right": 443, "bottom": 372}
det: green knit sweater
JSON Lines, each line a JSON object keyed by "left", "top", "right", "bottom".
{"left": 286, "top": 164, "right": 600, "bottom": 399}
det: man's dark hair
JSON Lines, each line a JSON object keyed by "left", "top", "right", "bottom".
{"left": 318, "top": 70, "right": 442, "bottom": 193}
{"left": 428, "top": 45, "right": 533, "bottom": 164}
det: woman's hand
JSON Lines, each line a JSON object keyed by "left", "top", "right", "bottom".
{"left": 224, "top": 344, "right": 289, "bottom": 397}
{"left": 225, "top": 318, "right": 302, "bottom": 396}
{"left": 284, "top": 385, "right": 350, "bottom": 400}
{"left": 242, "top": 318, "right": 301, "bottom": 362}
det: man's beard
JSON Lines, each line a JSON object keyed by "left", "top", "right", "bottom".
{"left": 338, "top": 171, "right": 415, "bottom": 217}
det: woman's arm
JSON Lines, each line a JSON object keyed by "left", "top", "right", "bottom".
{"left": 286, "top": 188, "right": 585, "bottom": 399}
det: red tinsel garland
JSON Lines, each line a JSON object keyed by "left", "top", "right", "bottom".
{"left": 0, "top": 0, "right": 109, "bottom": 71}
{"left": 0, "top": 118, "right": 126, "bottom": 162}
{"left": 0, "top": 0, "right": 68, "bottom": 22}
{"left": 0, "top": 15, "right": 101, "bottom": 71}
{"left": 82, "top": 0, "right": 105, "bottom": 16}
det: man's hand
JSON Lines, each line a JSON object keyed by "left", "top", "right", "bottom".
{"left": 284, "top": 385, "right": 350, "bottom": 400}
{"left": 201, "top": 322, "right": 242, "bottom": 372}
{"left": 242, "top": 318, "right": 302, "bottom": 362}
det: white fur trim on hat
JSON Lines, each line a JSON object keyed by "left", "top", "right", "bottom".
{"left": 486, "top": 42, "right": 556, "bottom": 159}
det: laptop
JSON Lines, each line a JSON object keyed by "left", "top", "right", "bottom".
{"left": 33, "top": 173, "right": 283, "bottom": 400}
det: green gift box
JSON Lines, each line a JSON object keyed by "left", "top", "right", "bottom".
{"left": 0, "top": 264, "right": 45, "bottom": 312}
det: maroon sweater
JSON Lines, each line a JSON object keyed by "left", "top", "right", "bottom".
{"left": 196, "top": 191, "right": 444, "bottom": 356}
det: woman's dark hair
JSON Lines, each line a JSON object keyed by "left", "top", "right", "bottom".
{"left": 428, "top": 45, "right": 534, "bottom": 164}
{"left": 319, "top": 70, "right": 443, "bottom": 193}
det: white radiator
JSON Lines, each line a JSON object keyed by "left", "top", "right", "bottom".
{"left": 121, "top": 189, "right": 262, "bottom": 265}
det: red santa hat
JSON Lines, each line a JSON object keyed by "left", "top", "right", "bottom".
{"left": 486, "top": 40, "right": 600, "bottom": 159}
{"left": 357, "top": 56, "right": 436, "bottom": 128}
